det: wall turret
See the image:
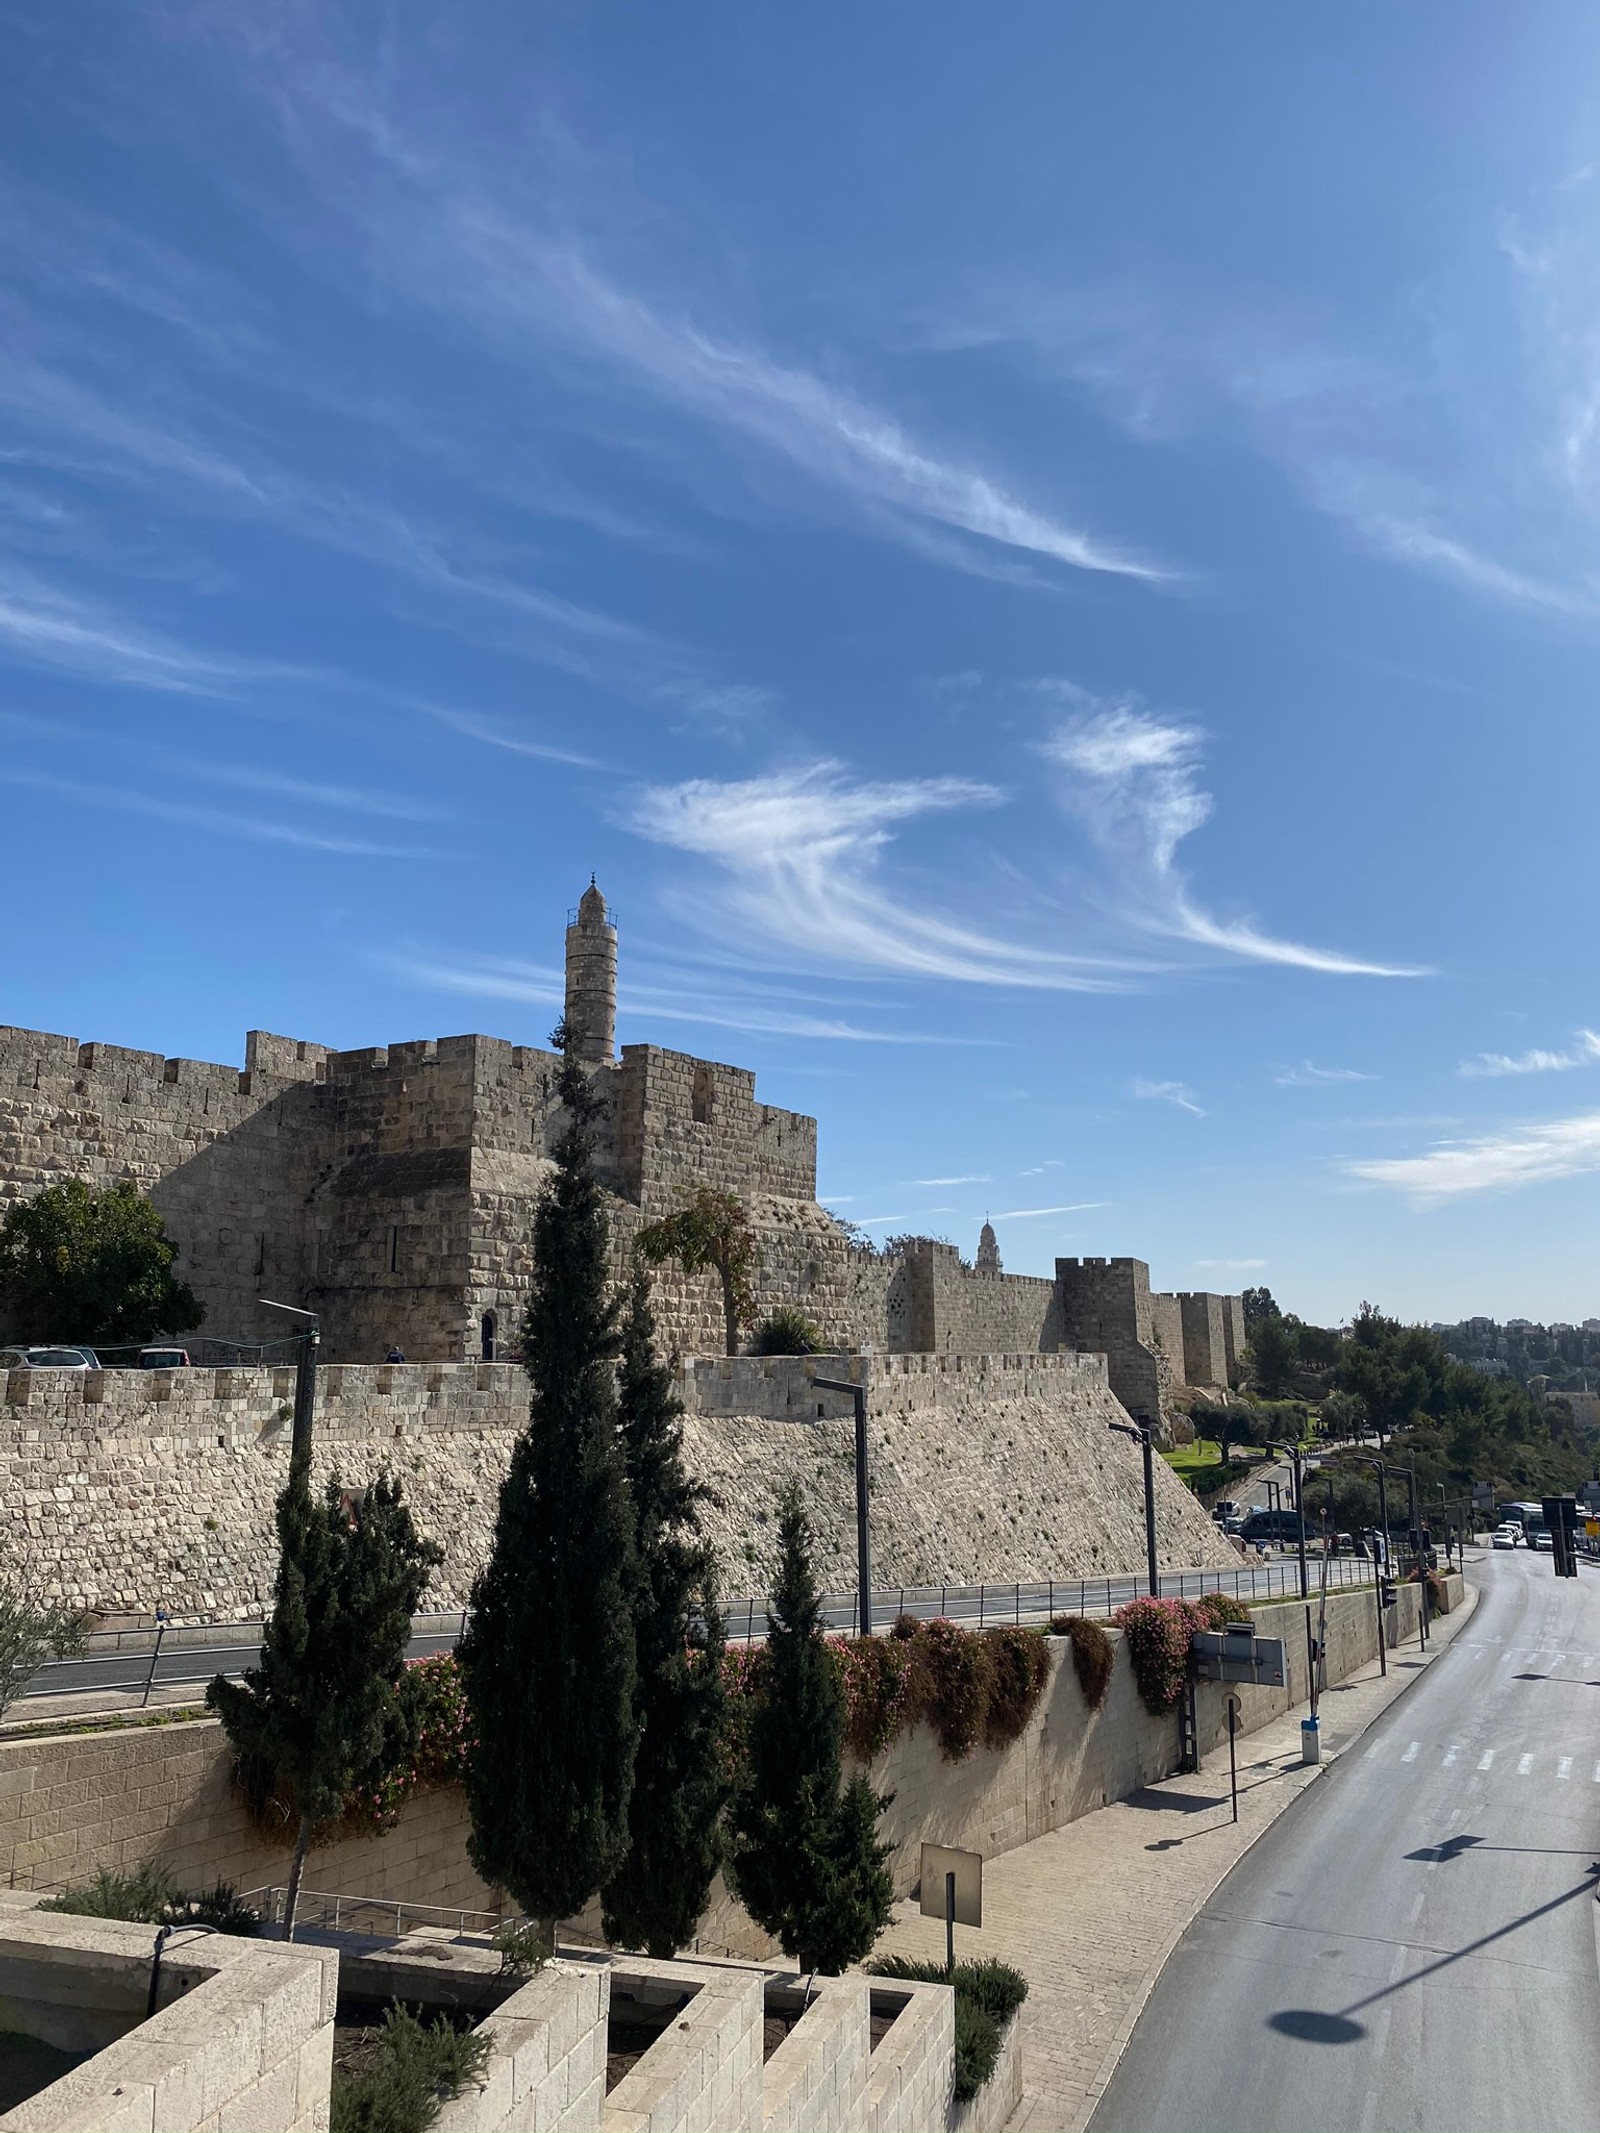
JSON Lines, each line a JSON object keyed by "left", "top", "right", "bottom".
{"left": 564, "top": 877, "right": 618, "bottom": 1065}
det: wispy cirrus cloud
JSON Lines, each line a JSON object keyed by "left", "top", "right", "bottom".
{"left": 1133, "top": 1078, "right": 1205, "bottom": 1117}
{"left": 1275, "top": 1060, "right": 1376, "bottom": 1086}
{"left": 628, "top": 763, "right": 1132, "bottom": 990}
{"left": 0, "top": 576, "right": 313, "bottom": 695}
{"left": 210, "top": 39, "right": 1170, "bottom": 590}
{"left": 388, "top": 950, "right": 990, "bottom": 1045}
{"left": 1043, "top": 699, "right": 1423, "bottom": 978}
{"left": 1196, "top": 1257, "right": 1267, "bottom": 1270}
{"left": 1349, "top": 1111, "right": 1600, "bottom": 1199}
{"left": 0, "top": 765, "right": 428, "bottom": 858}
{"left": 1458, "top": 1030, "right": 1600, "bottom": 1077}
{"left": 991, "top": 1200, "right": 1108, "bottom": 1220}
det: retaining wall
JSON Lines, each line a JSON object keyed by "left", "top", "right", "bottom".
{"left": 0, "top": 1578, "right": 1462, "bottom": 1951}
{"left": 2, "top": 1356, "right": 1234, "bottom": 1619}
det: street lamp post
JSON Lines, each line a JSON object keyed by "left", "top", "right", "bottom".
{"left": 1349, "top": 1454, "right": 1391, "bottom": 1678}
{"left": 260, "top": 1299, "right": 320, "bottom": 1458}
{"left": 1269, "top": 1440, "right": 1314, "bottom": 1714}
{"left": 813, "top": 1370, "right": 873, "bottom": 1636}
{"left": 1399, "top": 1466, "right": 1428, "bottom": 1648}
{"left": 1108, "top": 1422, "right": 1160, "bottom": 1597}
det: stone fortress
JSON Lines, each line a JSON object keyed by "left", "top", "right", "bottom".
{"left": 0, "top": 883, "right": 1243, "bottom": 1423}
{"left": 0, "top": 886, "right": 1248, "bottom": 1615}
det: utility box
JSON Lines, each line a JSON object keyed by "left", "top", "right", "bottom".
{"left": 1190, "top": 1623, "right": 1288, "bottom": 1688}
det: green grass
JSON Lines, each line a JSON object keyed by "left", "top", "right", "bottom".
{"left": 1161, "top": 1441, "right": 1221, "bottom": 1479}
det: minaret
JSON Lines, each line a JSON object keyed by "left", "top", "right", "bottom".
{"left": 564, "top": 877, "right": 617, "bottom": 1065}
{"left": 976, "top": 1219, "right": 1001, "bottom": 1275}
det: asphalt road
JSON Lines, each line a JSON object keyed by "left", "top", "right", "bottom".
{"left": 1090, "top": 1545, "right": 1600, "bottom": 2133}
{"left": 20, "top": 1557, "right": 1376, "bottom": 1704}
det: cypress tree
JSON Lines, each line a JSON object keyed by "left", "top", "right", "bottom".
{"left": 208, "top": 1459, "right": 440, "bottom": 1937}
{"left": 728, "top": 1480, "right": 893, "bottom": 1973}
{"left": 601, "top": 1265, "right": 729, "bottom": 1957}
{"left": 457, "top": 1033, "right": 638, "bottom": 1929}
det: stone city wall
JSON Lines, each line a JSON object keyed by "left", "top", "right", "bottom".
{"left": 0, "top": 1023, "right": 1243, "bottom": 1409}
{"left": 1, "top": 1356, "right": 1234, "bottom": 1621}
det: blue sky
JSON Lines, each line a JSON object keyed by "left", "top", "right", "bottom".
{"left": 5, "top": 3, "right": 1600, "bottom": 1325}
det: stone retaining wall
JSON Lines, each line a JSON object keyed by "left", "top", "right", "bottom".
{"left": 0, "top": 1579, "right": 1461, "bottom": 1947}
{"left": 2, "top": 1357, "right": 1233, "bottom": 1618}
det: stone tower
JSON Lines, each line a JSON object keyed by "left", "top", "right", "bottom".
{"left": 564, "top": 878, "right": 617, "bottom": 1065}
{"left": 976, "top": 1219, "right": 1001, "bottom": 1274}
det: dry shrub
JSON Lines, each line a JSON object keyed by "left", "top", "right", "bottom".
{"left": 915, "top": 1617, "right": 997, "bottom": 1761}
{"left": 982, "top": 1627, "right": 1050, "bottom": 1749}
{"left": 1050, "top": 1615, "right": 1114, "bottom": 1710}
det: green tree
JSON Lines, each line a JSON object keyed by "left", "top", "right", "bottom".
{"left": 0, "top": 1178, "right": 202, "bottom": 1345}
{"left": 1246, "top": 1313, "right": 1299, "bottom": 1399}
{"left": 1190, "top": 1398, "right": 1257, "bottom": 1465}
{"left": 457, "top": 1030, "right": 638, "bottom": 1934}
{"left": 728, "top": 1480, "right": 892, "bottom": 1974}
{"left": 1241, "top": 1286, "right": 1279, "bottom": 1332}
{"left": 208, "top": 1459, "right": 441, "bottom": 1936}
{"left": 601, "top": 1266, "right": 729, "bottom": 1957}
{"left": 637, "top": 1187, "right": 761, "bottom": 1357}
{"left": 0, "top": 1544, "right": 88, "bottom": 1719}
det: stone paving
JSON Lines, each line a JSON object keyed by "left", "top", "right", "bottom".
{"left": 867, "top": 1576, "right": 1482, "bottom": 2133}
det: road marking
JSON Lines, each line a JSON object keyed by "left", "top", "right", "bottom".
{"left": 1559, "top": 1757, "right": 1573, "bottom": 1779}
{"left": 1593, "top": 1762, "right": 1600, "bottom": 1783}
{"left": 1364, "top": 1745, "right": 1381, "bottom": 1761}
{"left": 1442, "top": 1746, "right": 1460, "bottom": 1767}
{"left": 1518, "top": 1754, "right": 1535, "bottom": 1775}
{"left": 1401, "top": 1741, "right": 1420, "bottom": 1763}
{"left": 1477, "top": 1751, "right": 1495, "bottom": 1771}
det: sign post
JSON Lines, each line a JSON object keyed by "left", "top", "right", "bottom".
{"left": 1226, "top": 1692, "right": 1242, "bottom": 1823}
{"left": 920, "top": 1844, "right": 982, "bottom": 1977}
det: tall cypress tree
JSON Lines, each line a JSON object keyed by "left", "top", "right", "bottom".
{"left": 458, "top": 1033, "right": 638, "bottom": 1928}
{"left": 727, "top": 1480, "right": 893, "bottom": 1973}
{"left": 208, "top": 1459, "right": 440, "bottom": 1937}
{"left": 601, "top": 1265, "right": 729, "bottom": 1957}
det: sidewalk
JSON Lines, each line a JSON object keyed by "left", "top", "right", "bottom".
{"left": 867, "top": 1577, "right": 1481, "bottom": 2133}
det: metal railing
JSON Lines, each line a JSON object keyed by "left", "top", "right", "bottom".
{"left": 238, "top": 1886, "right": 504, "bottom": 1940}
{"left": 14, "top": 1549, "right": 1440, "bottom": 1710}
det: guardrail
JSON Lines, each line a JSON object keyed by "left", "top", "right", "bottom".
{"left": 15, "top": 1551, "right": 1410, "bottom": 1709}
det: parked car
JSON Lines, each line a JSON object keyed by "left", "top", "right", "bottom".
{"left": 1211, "top": 1499, "right": 1242, "bottom": 1524}
{"left": 1533, "top": 1529, "right": 1554, "bottom": 1552}
{"left": 1238, "top": 1509, "right": 1306, "bottom": 1546}
{"left": 136, "top": 1346, "right": 191, "bottom": 1368}
{"left": 0, "top": 1345, "right": 98, "bottom": 1369}
{"left": 1491, "top": 1524, "right": 1521, "bottom": 1549}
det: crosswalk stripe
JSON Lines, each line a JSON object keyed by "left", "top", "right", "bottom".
{"left": 1478, "top": 1751, "right": 1495, "bottom": 1771}
{"left": 1401, "top": 1741, "right": 1420, "bottom": 1763}
{"left": 1592, "top": 1761, "right": 1600, "bottom": 1783}
{"left": 1443, "top": 1746, "right": 1460, "bottom": 1767}
{"left": 1559, "top": 1757, "right": 1573, "bottom": 1779}
{"left": 1518, "top": 1753, "right": 1535, "bottom": 1775}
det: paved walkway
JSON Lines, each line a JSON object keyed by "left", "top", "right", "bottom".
{"left": 868, "top": 1576, "right": 1482, "bottom": 2133}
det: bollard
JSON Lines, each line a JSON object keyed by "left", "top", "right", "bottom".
{"left": 1301, "top": 1715, "right": 1321, "bottom": 1765}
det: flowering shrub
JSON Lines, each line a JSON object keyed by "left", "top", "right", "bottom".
{"left": 1113, "top": 1597, "right": 1205, "bottom": 1714}
{"left": 338, "top": 1653, "right": 473, "bottom": 1837}
{"left": 834, "top": 1633, "right": 913, "bottom": 1760}
{"left": 1193, "top": 1590, "right": 1252, "bottom": 1631}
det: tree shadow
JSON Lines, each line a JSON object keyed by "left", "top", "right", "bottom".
{"left": 1267, "top": 1862, "right": 1600, "bottom": 2045}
